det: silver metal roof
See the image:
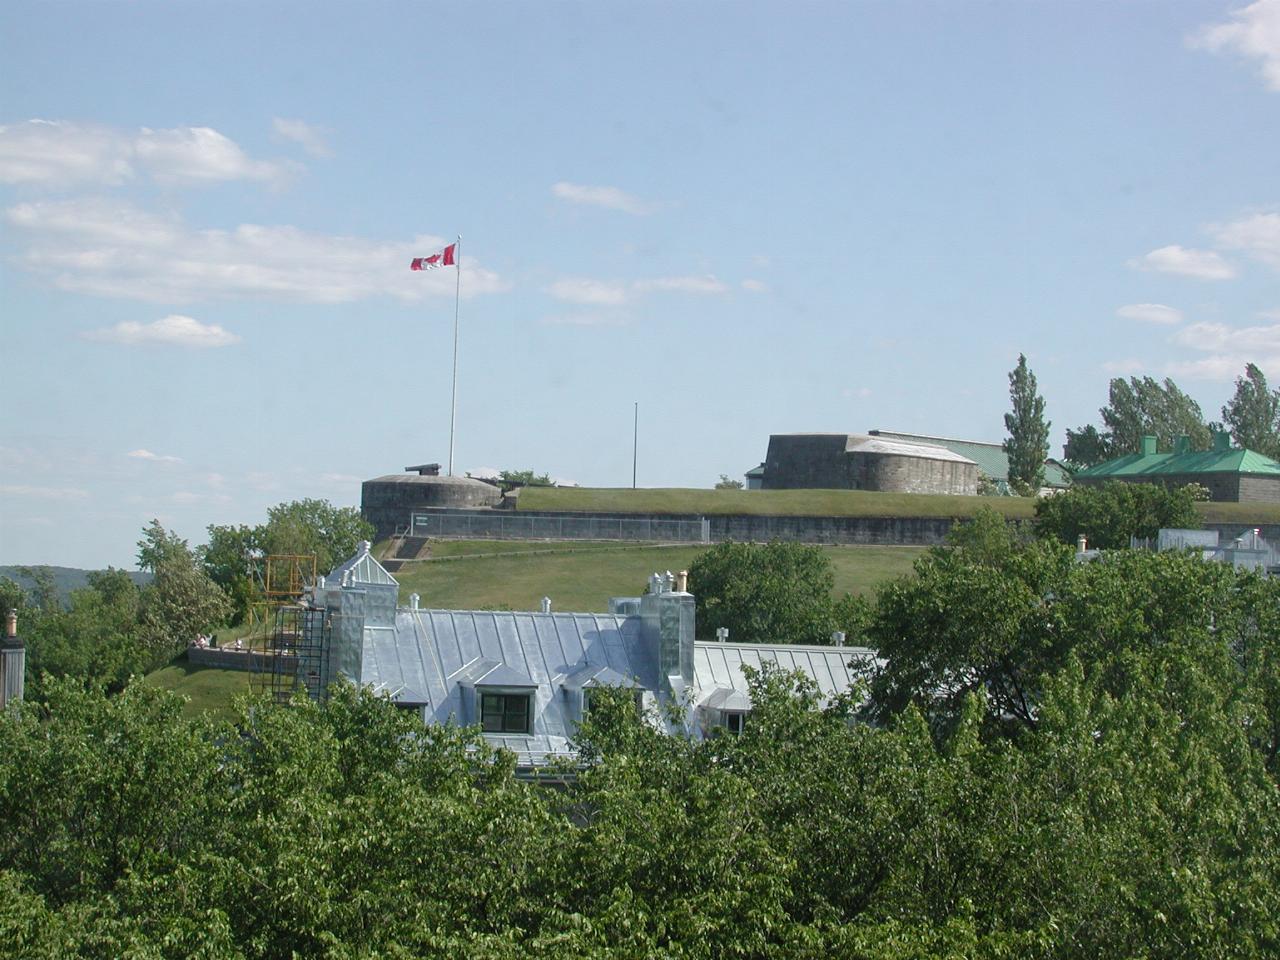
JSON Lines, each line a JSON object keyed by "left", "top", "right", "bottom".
{"left": 846, "top": 435, "right": 976, "bottom": 465}
{"left": 327, "top": 541, "right": 398, "bottom": 587}
{"left": 694, "top": 640, "right": 871, "bottom": 706}
{"left": 359, "top": 606, "right": 871, "bottom": 765}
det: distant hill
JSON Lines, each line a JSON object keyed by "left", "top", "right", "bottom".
{"left": 0, "top": 565, "right": 152, "bottom": 605}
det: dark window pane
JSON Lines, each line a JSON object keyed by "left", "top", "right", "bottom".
{"left": 480, "top": 692, "right": 531, "bottom": 734}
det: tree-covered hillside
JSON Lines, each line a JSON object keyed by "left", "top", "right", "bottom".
{"left": 3, "top": 525, "right": 1278, "bottom": 958}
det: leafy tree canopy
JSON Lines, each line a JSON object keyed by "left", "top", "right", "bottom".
{"left": 203, "top": 499, "right": 373, "bottom": 624}
{"left": 687, "top": 540, "right": 865, "bottom": 645}
{"left": 1033, "top": 480, "right": 1200, "bottom": 550}
{"left": 1065, "top": 375, "right": 1210, "bottom": 466}
{"left": 1002, "top": 353, "right": 1050, "bottom": 494}
{"left": 1221, "top": 362, "right": 1280, "bottom": 458}
{"left": 715, "top": 473, "right": 744, "bottom": 490}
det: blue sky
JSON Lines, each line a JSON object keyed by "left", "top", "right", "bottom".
{"left": 2, "top": 0, "right": 1279, "bottom": 568}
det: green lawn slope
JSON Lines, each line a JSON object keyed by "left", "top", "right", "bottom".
{"left": 388, "top": 540, "right": 923, "bottom": 612}
{"left": 143, "top": 657, "right": 249, "bottom": 719}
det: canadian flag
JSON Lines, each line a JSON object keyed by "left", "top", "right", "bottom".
{"left": 410, "top": 243, "right": 457, "bottom": 270}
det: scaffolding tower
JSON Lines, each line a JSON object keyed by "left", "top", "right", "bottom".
{"left": 251, "top": 604, "right": 332, "bottom": 704}
{"left": 245, "top": 554, "right": 318, "bottom": 633}
{"left": 245, "top": 554, "right": 327, "bottom": 702}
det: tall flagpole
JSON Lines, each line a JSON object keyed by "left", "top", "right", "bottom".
{"left": 447, "top": 235, "right": 462, "bottom": 476}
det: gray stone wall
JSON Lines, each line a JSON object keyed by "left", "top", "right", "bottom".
{"left": 1238, "top": 476, "right": 1280, "bottom": 504}
{"left": 1078, "top": 472, "right": 1280, "bottom": 504}
{"left": 363, "top": 475, "right": 502, "bottom": 539}
{"left": 762, "top": 434, "right": 977, "bottom": 495}
{"left": 187, "top": 647, "right": 254, "bottom": 671}
{"left": 860, "top": 453, "right": 977, "bottom": 496}
{"left": 762, "top": 435, "right": 854, "bottom": 489}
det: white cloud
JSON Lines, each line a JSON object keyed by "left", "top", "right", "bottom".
{"left": 1192, "top": 0, "right": 1280, "bottom": 92}
{"left": 127, "top": 448, "right": 183, "bottom": 463}
{"left": 547, "top": 278, "right": 629, "bottom": 305}
{"left": 0, "top": 484, "right": 89, "bottom": 500}
{"left": 135, "top": 126, "right": 296, "bottom": 184}
{"left": 635, "top": 274, "right": 728, "bottom": 295}
{"left": 7, "top": 198, "right": 505, "bottom": 303}
{"left": 0, "top": 120, "right": 133, "bottom": 186}
{"left": 551, "top": 182, "right": 652, "bottom": 215}
{"left": 1166, "top": 320, "right": 1280, "bottom": 380}
{"left": 547, "top": 274, "right": 728, "bottom": 305}
{"left": 1128, "top": 245, "right": 1237, "bottom": 280}
{"left": 0, "top": 120, "right": 295, "bottom": 187}
{"left": 1116, "top": 303, "right": 1183, "bottom": 325}
{"left": 741, "top": 279, "right": 769, "bottom": 293}
{"left": 1210, "top": 212, "right": 1280, "bottom": 270}
{"left": 272, "top": 117, "right": 332, "bottom": 157}
{"left": 86, "top": 315, "right": 241, "bottom": 348}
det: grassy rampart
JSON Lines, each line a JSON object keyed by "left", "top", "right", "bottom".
{"left": 517, "top": 486, "right": 1280, "bottom": 525}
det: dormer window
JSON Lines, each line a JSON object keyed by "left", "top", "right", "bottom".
{"left": 456, "top": 660, "right": 539, "bottom": 736}
{"left": 722, "top": 710, "right": 747, "bottom": 736}
{"left": 481, "top": 692, "right": 533, "bottom": 734}
{"left": 584, "top": 687, "right": 645, "bottom": 717}
{"left": 700, "top": 686, "right": 751, "bottom": 738}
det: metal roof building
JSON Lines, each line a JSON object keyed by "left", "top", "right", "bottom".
{"left": 304, "top": 543, "right": 869, "bottom": 767}
{"left": 1074, "top": 433, "right": 1280, "bottom": 504}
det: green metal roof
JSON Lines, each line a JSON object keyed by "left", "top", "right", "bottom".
{"left": 869, "top": 430, "right": 1073, "bottom": 487}
{"left": 1075, "top": 446, "right": 1280, "bottom": 479}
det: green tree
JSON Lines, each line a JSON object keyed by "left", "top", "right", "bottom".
{"left": 0, "top": 576, "right": 25, "bottom": 619}
{"left": 1062, "top": 422, "right": 1110, "bottom": 468}
{"left": 203, "top": 500, "right": 373, "bottom": 623}
{"left": 715, "top": 473, "right": 744, "bottom": 490}
{"left": 137, "top": 521, "right": 231, "bottom": 661}
{"left": 199, "top": 522, "right": 262, "bottom": 624}
{"left": 1221, "top": 362, "right": 1280, "bottom": 458}
{"left": 1103, "top": 375, "right": 1211, "bottom": 454}
{"left": 260, "top": 498, "right": 373, "bottom": 574}
{"left": 16, "top": 569, "right": 148, "bottom": 701}
{"left": 1033, "top": 480, "right": 1200, "bottom": 549}
{"left": 1002, "top": 353, "right": 1050, "bottom": 494}
{"left": 493, "top": 468, "right": 554, "bottom": 493}
{"left": 688, "top": 541, "right": 860, "bottom": 645}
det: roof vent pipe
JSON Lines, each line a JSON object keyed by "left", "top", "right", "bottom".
{"left": 5, "top": 610, "right": 15, "bottom": 638}
{"left": 832, "top": 631, "right": 845, "bottom": 647}
{"left": 715, "top": 627, "right": 729, "bottom": 643}
{"left": 676, "top": 570, "right": 688, "bottom": 593}
{"left": 409, "top": 593, "right": 420, "bottom": 610}
{"left": 541, "top": 596, "right": 552, "bottom": 614}
{"left": 1077, "top": 534, "right": 1088, "bottom": 554}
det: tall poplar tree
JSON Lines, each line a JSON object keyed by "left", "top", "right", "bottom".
{"left": 1221, "top": 362, "right": 1280, "bottom": 458}
{"left": 1003, "top": 354, "right": 1050, "bottom": 495}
